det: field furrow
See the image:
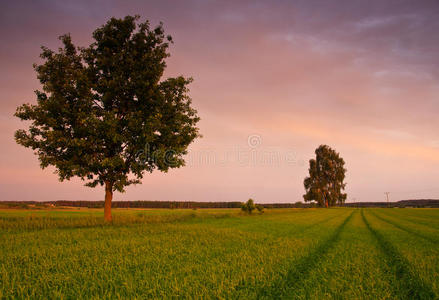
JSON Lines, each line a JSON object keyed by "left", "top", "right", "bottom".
{"left": 370, "top": 210, "right": 439, "bottom": 244}
{"left": 374, "top": 209, "right": 439, "bottom": 230}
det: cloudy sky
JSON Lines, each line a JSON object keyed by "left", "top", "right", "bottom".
{"left": 1, "top": 0, "right": 439, "bottom": 203}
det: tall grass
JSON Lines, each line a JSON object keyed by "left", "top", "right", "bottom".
{"left": 0, "top": 209, "right": 236, "bottom": 231}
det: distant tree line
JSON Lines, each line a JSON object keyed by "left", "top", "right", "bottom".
{"left": 0, "top": 200, "right": 320, "bottom": 209}
{"left": 342, "top": 199, "right": 439, "bottom": 208}
{"left": 2, "top": 199, "right": 438, "bottom": 210}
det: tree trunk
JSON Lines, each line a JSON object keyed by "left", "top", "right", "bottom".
{"left": 325, "top": 199, "right": 329, "bottom": 208}
{"left": 104, "top": 181, "right": 113, "bottom": 222}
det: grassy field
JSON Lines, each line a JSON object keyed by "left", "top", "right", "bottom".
{"left": 0, "top": 207, "right": 438, "bottom": 299}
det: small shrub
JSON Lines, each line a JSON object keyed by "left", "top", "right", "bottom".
{"left": 256, "top": 204, "right": 264, "bottom": 214}
{"left": 241, "top": 199, "right": 256, "bottom": 214}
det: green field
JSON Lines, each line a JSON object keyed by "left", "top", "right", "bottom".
{"left": 0, "top": 208, "right": 438, "bottom": 299}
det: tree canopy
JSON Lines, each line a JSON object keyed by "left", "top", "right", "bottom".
{"left": 14, "top": 16, "right": 201, "bottom": 221}
{"left": 303, "top": 145, "right": 347, "bottom": 207}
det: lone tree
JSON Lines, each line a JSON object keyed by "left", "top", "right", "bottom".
{"left": 14, "top": 16, "right": 200, "bottom": 221}
{"left": 303, "top": 145, "right": 347, "bottom": 207}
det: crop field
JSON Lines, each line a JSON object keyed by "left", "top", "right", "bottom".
{"left": 0, "top": 207, "right": 438, "bottom": 299}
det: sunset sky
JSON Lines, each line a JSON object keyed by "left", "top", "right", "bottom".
{"left": 1, "top": 0, "right": 439, "bottom": 203}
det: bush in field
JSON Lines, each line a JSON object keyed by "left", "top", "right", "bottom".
{"left": 241, "top": 199, "right": 256, "bottom": 214}
{"left": 256, "top": 204, "right": 264, "bottom": 214}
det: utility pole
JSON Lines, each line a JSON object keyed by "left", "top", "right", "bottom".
{"left": 385, "top": 192, "right": 390, "bottom": 208}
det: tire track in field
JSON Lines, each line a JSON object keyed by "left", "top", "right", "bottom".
{"left": 288, "top": 210, "right": 348, "bottom": 237}
{"left": 257, "top": 209, "right": 355, "bottom": 299}
{"left": 369, "top": 211, "right": 438, "bottom": 244}
{"left": 361, "top": 210, "right": 436, "bottom": 299}
{"left": 380, "top": 213, "right": 439, "bottom": 232}
{"left": 401, "top": 217, "right": 439, "bottom": 231}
